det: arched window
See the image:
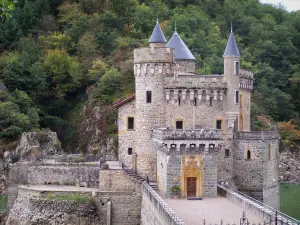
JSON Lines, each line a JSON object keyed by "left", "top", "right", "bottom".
{"left": 246, "top": 150, "right": 251, "bottom": 160}
{"left": 225, "top": 149, "right": 230, "bottom": 157}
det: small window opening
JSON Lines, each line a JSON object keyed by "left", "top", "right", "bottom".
{"left": 190, "top": 144, "right": 196, "bottom": 149}
{"left": 209, "top": 144, "right": 215, "bottom": 150}
{"left": 246, "top": 150, "right": 251, "bottom": 160}
{"left": 178, "top": 97, "right": 181, "bottom": 105}
{"left": 268, "top": 144, "right": 271, "bottom": 160}
{"left": 127, "top": 117, "right": 134, "bottom": 130}
{"left": 128, "top": 148, "right": 133, "bottom": 155}
{"left": 235, "top": 61, "right": 240, "bottom": 75}
{"left": 199, "top": 144, "right": 205, "bottom": 152}
{"left": 235, "top": 90, "right": 239, "bottom": 104}
{"left": 225, "top": 149, "right": 230, "bottom": 157}
{"left": 194, "top": 98, "right": 197, "bottom": 106}
{"left": 146, "top": 91, "right": 152, "bottom": 103}
{"left": 176, "top": 120, "right": 183, "bottom": 129}
{"left": 171, "top": 144, "right": 177, "bottom": 148}
{"left": 210, "top": 97, "right": 213, "bottom": 106}
{"left": 216, "top": 120, "right": 222, "bottom": 130}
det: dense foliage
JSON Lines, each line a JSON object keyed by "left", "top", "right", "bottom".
{"left": 1, "top": 0, "right": 300, "bottom": 148}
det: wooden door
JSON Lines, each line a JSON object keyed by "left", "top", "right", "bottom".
{"left": 187, "top": 177, "right": 197, "bottom": 197}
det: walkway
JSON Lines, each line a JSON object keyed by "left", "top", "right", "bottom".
{"left": 165, "top": 196, "right": 265, "bottom": 225}
{"left": 19, "top": 185, "right": 99, "bottom": 193}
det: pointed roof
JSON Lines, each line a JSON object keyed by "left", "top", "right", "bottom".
{"left": 224, "top": 30, "right": 240, "bottom": 57}
{"left": 166, "top": 31, "right": 195, "bottom": 60}
{"left": 148, "top": 20, "right": 167, "bottom": 43}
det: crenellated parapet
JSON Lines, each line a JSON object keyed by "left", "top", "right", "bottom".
{"left": 134, "top": 47, "right": 174, "bottom": 64}
{"left": 239, "top": 69, "right": 254, "bottom": 91}
{"left": 233, "top": 130, "right": 279, "bottom": 140}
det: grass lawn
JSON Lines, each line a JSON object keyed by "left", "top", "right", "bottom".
{"left": 280, "top": 184, "right": 300, "bottom": 220}
{"left": 0, "top": 194, "right": 8, "bottom": 211}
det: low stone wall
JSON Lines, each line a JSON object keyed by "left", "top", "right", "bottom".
{"left": 7, "top": 164, "right": 99, "bottom": 209}
{"left": 141, "top": 182, "right": 185, "bottom": 225}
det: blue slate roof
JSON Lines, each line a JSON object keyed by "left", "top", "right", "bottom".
{"left": 166, "top": 31, "right": 195, "bottom": 60}
{"left": 148, "top": 21, "right": 167, "bottom": 43}
{"left": 224, "top": 31, "right": 240, "bottom": 57}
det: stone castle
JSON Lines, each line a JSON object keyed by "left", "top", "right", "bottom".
{"left": 114, "top": 20, "right": 280, "bottom": 209}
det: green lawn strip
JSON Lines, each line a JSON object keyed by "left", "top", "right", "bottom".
{"left": 280, "top": 184, "right": 300, "bottom": 220}
{"left": 46, "top": 193, "right": 91, "bottom": 203}
{"left": 0, "top": 194, "right": 8, "bottom": 211}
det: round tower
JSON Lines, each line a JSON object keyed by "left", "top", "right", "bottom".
{"left": 134, "top": 20, "right": 174, "bottom": 180}
{"left": 224, "top": 28, "right": 241, "bottom": 130}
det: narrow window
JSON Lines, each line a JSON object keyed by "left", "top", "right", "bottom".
{"left": 235, "top": 61, "right": 240, "bottom": 75}
{"left": 235, "top": 90, "right": 239, "bottom": 104}
{"left": 268, "top": 144, "right": 271, "bottom": 160}
{"left": 128, "top": 148, "right": 133, "bottom": 155}
{"left": 127, "top": 117, "right": 134, "bottom": 130}
{"left": 225, "top": 149, "right": 230, "bottom": 157}
{"left": 178, "top": 96, "right": 181, "bottom": 105}
{"left": 246, "top": 150, "right": 251, "bottom": 160}
{"left": 210, "top": 97, "right": 213, "bottom": 106}
{"left": 146, "top": 91, "right": 152, "bottom": 103}
{"left": 216, "top": 120, "right": 222, "bottom": 130}
{"left": 194, "top": 98, "right": 197, "bottom": 106}
{"left": 176, "top": 120, "right": 183, "bottom": 129}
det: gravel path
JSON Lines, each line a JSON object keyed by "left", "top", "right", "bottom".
{"left": 165, "top": 197, "right": 265, "bottom": 225}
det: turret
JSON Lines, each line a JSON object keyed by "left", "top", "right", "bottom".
{"left": 224, "top": 27, "right": 241, "bottom": 130}
{"left": 134, "top": 21, "right": 174, "bottom": 180}
{"left": 167, "top": 29, "right": 196, "bottom": 73}
{"left": 148, "top": 19, "right": 167, "bottom": 48}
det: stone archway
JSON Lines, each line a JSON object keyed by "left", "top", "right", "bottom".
{"left": 181, "top": 155, "right": 203, "bottom": 198}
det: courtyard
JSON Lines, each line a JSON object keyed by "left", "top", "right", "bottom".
{"left": 165, "top": 196, "right": 265, "bottom": 225}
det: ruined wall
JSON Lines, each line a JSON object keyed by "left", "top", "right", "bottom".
{"left": 118, "top": 100, "right": 136, "bottom": 168}
{"left": 7, "top": 164, "right": 99, "bottom": 209}
{"left": 6, "top": 187, "right": 142, "bottom": 225}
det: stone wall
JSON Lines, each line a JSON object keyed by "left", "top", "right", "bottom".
{"left": 157, "top": 149, "right": 168, "bottom": 195}
{"left": 7, "top": 164, "right": 99, "bottom": 209}
{"left": 118, "top": 100, "right": 135, "bottom": 168}
{"left": 141, "top": 183, "right": 185, "bottom": 225}
{"left": 239, "top": 90, "right": 251, "bottom": 131}
{"left": 203, "top": 154, "right": 218, "bottom": 197}
{"left": 233, "top": 131, "right": 280, "bottom": 208}
{"left": 166, "top": 151, "right": 181, "bottom": 197}
{"left": 217, "top": 147, "right": 233, "bottom": 185}
{"left": 176, "top": 60, "right": 195, "bottom": 73}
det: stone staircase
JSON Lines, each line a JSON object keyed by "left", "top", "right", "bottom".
{"left": 123, "top": 168, "right": 158, "bottom": 191}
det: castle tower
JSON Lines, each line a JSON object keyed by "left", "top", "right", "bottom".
{"left": 166, "top": 29, "right": 196, "bottom": 73}
{"left": 224, "top": 27, "right": 241, "bottom": 130}
{"left": 133, "top": 21, "right": 173, "bottom": 180}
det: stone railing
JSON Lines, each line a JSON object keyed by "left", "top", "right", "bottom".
{"left": 152, "top": 128, "right": 223, "bottom": 140}
{"left": 142, "top": 182, "right": 186, "bottom": 225}
{"left": 234, "top": 131, "right": 279, "bottom": 140}
{"left": 239, "top": 69, "right": 254, "bottom": 79}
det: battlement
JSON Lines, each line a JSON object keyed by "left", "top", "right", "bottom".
{"left": 239, "top": 69, "right": 254, "bottom": 91}
{"left": 152, "top": 128, "right": 223, "bottom": 140}
{"left": 164, "top": 75, "right": 227, "bottom": 89}
{"left": 134, "top": 47, "right": 174, "bottom": 64}
{"left": 233, "top": 130, "right": 279, "bottom": 140}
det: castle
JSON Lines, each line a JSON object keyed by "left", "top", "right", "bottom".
{"left": 114, "top": 20, "right": 280, "bottom": 209}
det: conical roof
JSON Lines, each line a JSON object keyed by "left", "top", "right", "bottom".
{"left": 166, "top": 31, "right": 195, "bottom": 60}
{"left": 148, "top": 20, "right": 167, "bottom": 43}
{"left": 224, "top": 31, "right": 240, "bottom": 57}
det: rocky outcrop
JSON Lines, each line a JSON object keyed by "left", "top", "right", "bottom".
{"left": 279, "top": 151, "right": 300, "bottom": 183}
{"left": 68, "top": 104, "right": 118, "bottom": 162}
{"left": 14, "top": 129, "right": 61, "bottom": 162}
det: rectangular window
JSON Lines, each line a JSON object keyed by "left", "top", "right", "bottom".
{"left": 127, "top": 117, "right": 134, "bottom": 130}
{"left": 235, "top": 90, "right": 239, "bottom": 104}
{"left": 128, "top": 148, "right": 133, "bottom": 155}
{"left": 176, "top": 121, "right": 183, "bottom": 129}
{"left": 199, "top": 144, "right": 205, "bottom": 152}
{"left": 216, "top": 120, "right": 222, "bottom": 129}
{"left": 210, "top": 96, "right": 213, "bottom": 106}
{"left": 146, "top": 91, "right": 152, "bottom": 103}
{"left": 235, "top": 61, "right": 240, "bottom": 75}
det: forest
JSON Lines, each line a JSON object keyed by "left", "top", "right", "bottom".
{"left": 1, "top": 0, "right": 300, "bottom": 151}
